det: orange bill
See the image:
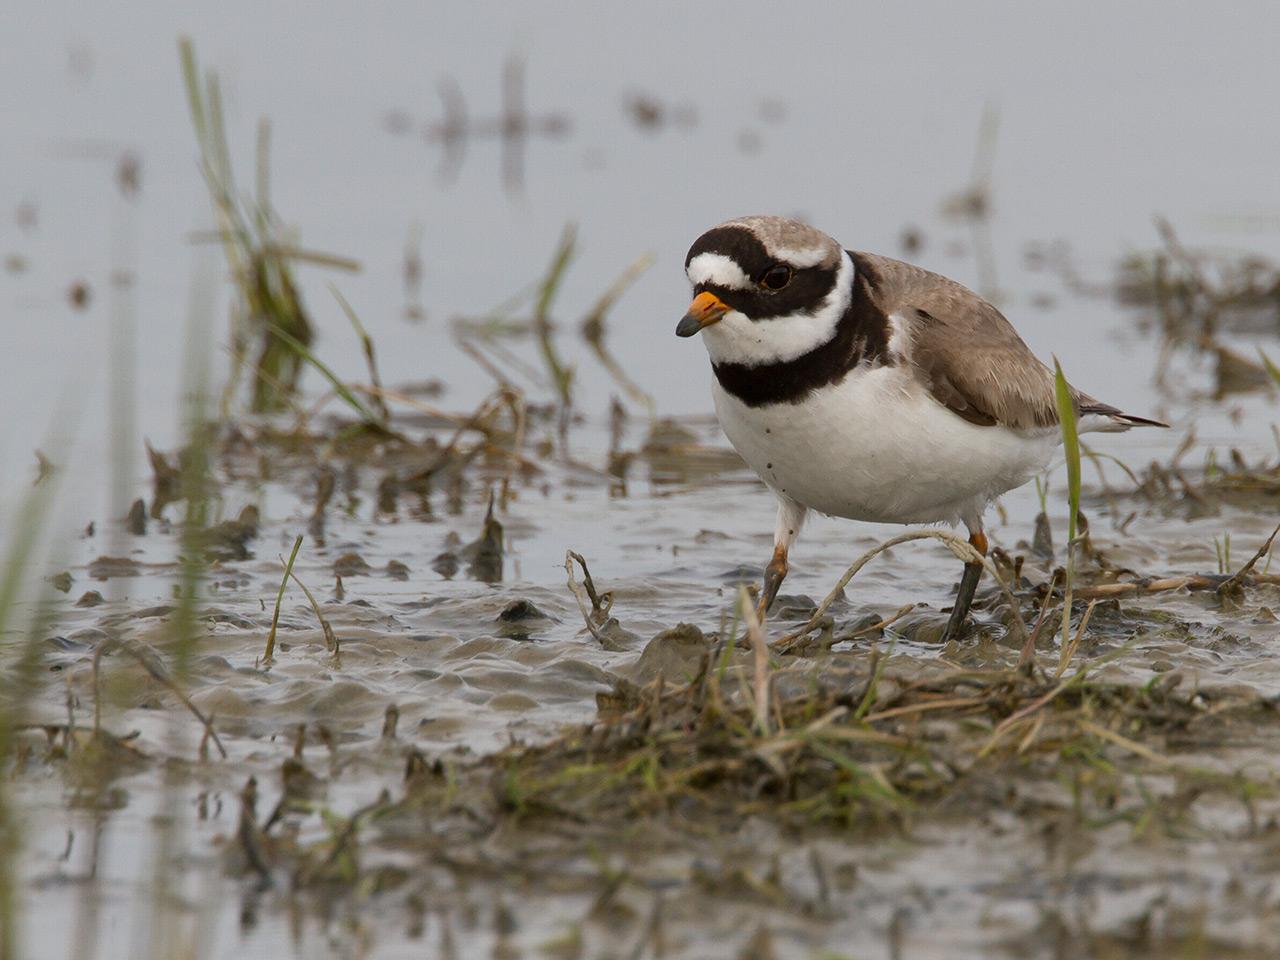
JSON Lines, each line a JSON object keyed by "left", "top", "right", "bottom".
{"left": 675, "top": 291, "right": 730, "bottom": 337}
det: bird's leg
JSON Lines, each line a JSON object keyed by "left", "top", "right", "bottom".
{"left": 757, "top": 497, "right": 807, "bottom": 622}
{"left": 760, "top": 545, "right": 789, "bottom": 620}
{"left": 943, "top": 526, "right": 988, "bottom": 641}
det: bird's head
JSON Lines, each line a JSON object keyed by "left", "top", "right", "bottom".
{"left": 678, "top": 216, "right": 853, "bottom": 367}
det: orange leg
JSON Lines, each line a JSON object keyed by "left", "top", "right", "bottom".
{"left": 758, "top": 543, "right": 789, "bottom": 620}
{"left": 757, "top": 497, "right": 806, "bottom": 622}
{"left": 943, "top": 528, "right": 988, "bottom": 641}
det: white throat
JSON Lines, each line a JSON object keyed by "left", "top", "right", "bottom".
{"left": 698, "top": 251, "right": 854, "bottom": 368}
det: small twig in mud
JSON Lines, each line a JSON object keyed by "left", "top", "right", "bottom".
{"left": 1218, "top": 522, "right": 1280, "bottom": 597}
{"left": 1019, "top": 570, "right": 1060, "bottom": 674}
{"left": 776, "top": 530, "right": 1026, "bottom": 649}
{"left": 1054, "top": 599, "right": 1098, "bottom": 680}
{"left": 91, "top": 636, "right": 228, "bottom": 759}
{"left": 568, "top": 551, "right": 610, "bottom": 616}
{"left": 263, "top": 535, "right": 304, "bottom": 664}
{"left": 738, "top": 586, "right": 771, "bottom": 736}
{"left": 1071, "top": 571, "right": 1280, "bottom": 600}
{"left": 145, "top": 440, "right": 182, "bottom": 516}
{"left": 565, "top": 551, "right": 612, "bottom": 643}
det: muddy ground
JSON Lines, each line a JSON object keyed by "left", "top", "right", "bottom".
{"left": 6, "top": 349, "right": 1280, "bottom": 960}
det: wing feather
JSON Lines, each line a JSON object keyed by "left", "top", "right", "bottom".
{"left": 856, "top": 252, "right": 1164, "bottom": 431}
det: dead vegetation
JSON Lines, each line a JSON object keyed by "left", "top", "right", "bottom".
{"left": 164, "top": 619, "right": 1280, "bottom": 959}
{"left": 1116, "top": 217, "right": 1280, "bottom": 399}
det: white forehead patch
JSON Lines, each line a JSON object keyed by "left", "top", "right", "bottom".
{"left": 767, "top": 244, "right": 829, "bottom": 269}
{"left": 686, "top": 252, "right": 752, "bottom": 291}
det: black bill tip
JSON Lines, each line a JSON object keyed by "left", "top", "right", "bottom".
{"left": 675, "top": 314, "right": 702, "bottom": 338}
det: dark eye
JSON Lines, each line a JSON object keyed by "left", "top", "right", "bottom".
{"left": 760, "top": 264, "right": 792, "bottom": 290}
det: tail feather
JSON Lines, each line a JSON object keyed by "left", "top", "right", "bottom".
{"left": 1078, "top": 398, "right": 1169, "bottom": 430}
{"left": 1105, "top": 411, "right": 1169, "bottom": 428}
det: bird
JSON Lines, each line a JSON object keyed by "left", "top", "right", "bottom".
{"left": 676, "top": 215, "right": 1165, "bottom": 640}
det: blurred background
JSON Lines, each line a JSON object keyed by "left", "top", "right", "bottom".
{"left": 3, "top": 0, "right": 1280, "bottom": 522}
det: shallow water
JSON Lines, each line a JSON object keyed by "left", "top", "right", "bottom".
{"left": 6, "top": 3, "right": 1280, "bottom": 958}
{"left": 8, "top": 397, "right": 1280, "bottom": 958}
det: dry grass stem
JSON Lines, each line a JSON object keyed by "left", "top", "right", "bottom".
{"left": 776, "top": 529, "right": 1026, "bottom": 648}
{"left": 739, "top": 586, "right": 771, "bottom": 736}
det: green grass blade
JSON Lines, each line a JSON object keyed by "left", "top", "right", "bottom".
{"left": 1053, "top": 357, "right": 1082, "bottom": 667}
{"left": 533, "top": 224, "right": 577, "bottom": 407}
{"left": 205, "top": 72, "right": 234, "bottom": 199}
{"left": 1053, "top": 358, "right": 1081, "bottom": 543}
{"left": 263, "top": 535, "right": 304, "bottom": 664}
{"left": 178, "top": 38, "right": 207, "bottom": 151}
{"left": 1258, "top": 347, "right": 1280, "bottom": 389}
{"left": 330, "top": 285, "right": 390, "bottom": 422}
{"left": 265, "top": 322, "right": 384, "bottom": 426}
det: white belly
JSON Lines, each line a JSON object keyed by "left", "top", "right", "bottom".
{"left": 712, "top": 365, "right": 1059, "bottom": 526}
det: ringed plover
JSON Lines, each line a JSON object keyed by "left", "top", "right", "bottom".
{"left": 677, "top": 215, "right": 1165, "bottom": 639}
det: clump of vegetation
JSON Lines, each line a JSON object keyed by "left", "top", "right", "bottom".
{"left": 179, "top": 38, "right": 360, "bottom": 417}
{"left": 1104, "top": 431, "right": 1280, "bottom": 520}
{"left": 470, "top": 652, "right": 1272, "bottom": 830}
{"left": 1116, "top": 218, "right": 1280, "bottom": 398}
{"left": 195, "top": 618, "right": 1279, "bottom": 960}
{"left": 1116, "top": 219, "right": 1280, "bottom": 339}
